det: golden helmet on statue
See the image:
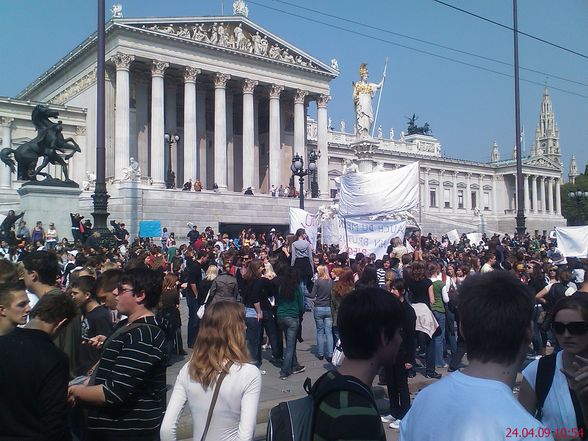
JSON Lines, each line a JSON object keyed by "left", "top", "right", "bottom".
{"left": 359, "top": 63, "right": 368, "bottom": 77}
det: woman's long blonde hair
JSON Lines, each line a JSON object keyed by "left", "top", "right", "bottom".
{"left": 188, "top": 301, "right": 251, "bottom": 389}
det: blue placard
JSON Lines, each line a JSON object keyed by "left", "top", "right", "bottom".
{"left": 139, "top": 220, "right": 161, "bottom": 238}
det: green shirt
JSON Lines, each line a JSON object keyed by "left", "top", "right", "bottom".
{"left": 276, "top": 285, "right": 304, "bottom": 318}
{"left": 431, "top": 279, "right": 446, "bottom": 313}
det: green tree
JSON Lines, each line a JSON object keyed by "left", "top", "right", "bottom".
{"left": 562, "top": 165, "right": 588, "bottom": 226}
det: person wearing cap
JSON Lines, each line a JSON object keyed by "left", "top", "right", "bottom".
{"left": 46, "top": 222, "right": 58, "bottom": 250}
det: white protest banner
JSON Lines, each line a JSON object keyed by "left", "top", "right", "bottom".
{"left": 446, "top": 229, "right": 460, "bottom": 244}
{"left": 321, "top": 217, "right": 342, "bottom": 246}
{"left": 338, "top": 162, "right": 419, "bottom": 218}
{"left": 466, "top": 232, "right": 483, "bottom": 245}
{"left": 289, "top": 207, "right": 318, "bottom": 248}
{"left": 556, "top": 226, "right": 588, "bottom": 258}
{"left": 338, "top": 217, "right": 406, "bottom": 259}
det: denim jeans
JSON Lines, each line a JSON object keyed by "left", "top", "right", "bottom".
{"left": 432, "top": 310, "right": 446, "bottom": 366}
{"left": 261, "top": 309, "right": 283, "bottom": 360}
{"left": 185, "top": 294, "right": 198, "bottom": 348}
{"left": 444, "top": 306, "right": 458, "bottom": 355}
{"left": 245, "top": 316, "right": 262, "bottom": 367}
{"left": 277, "top": 316, "right": 299, "bottom": 376}
{"left": 314, "top": 306, "right": 333, "bottom": 358}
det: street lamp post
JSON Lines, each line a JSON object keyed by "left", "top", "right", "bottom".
{"left": 164, "top": 133, "right": 180, "bottom": 189}
{"left": 567, "top": 189, "right": 588, "bottom": 226}
{"left": 290, "top": 151, "right": 319, "bottom": 210}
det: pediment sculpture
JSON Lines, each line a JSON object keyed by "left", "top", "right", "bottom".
{"left": 138, "top": 21, "right": 319, "bottom": 70}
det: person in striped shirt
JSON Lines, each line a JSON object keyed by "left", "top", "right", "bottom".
{"left": 68, "top": 268, "right": 167, "bottom": 441}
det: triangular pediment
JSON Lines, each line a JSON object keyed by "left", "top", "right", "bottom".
{"left": 115, "top": 16, "right": 338, "bottom": 77}
{"left": 523, "top": 155, "right": 562, "bottom": 170}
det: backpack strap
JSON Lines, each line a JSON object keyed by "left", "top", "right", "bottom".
{"left": 535, "top": 353, "right": 557, "bottom": 421}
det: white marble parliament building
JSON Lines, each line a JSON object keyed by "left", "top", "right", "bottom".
{"left": 0, "top": 4, "right": 569, "bottom": 238}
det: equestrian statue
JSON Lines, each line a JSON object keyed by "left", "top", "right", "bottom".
{"left": 0, "top": 104, "right": 81, "bottom": 185}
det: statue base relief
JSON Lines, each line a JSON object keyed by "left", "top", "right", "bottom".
{"left": 351, "top": 139, "right": 379, "bottom": 173}
{"left": 18, "top": 184, "right": 82, "bottom": 242}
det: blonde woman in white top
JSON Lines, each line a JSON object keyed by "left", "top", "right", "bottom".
{"left": 160, "top": 301, "right": 261, "bottom": 441}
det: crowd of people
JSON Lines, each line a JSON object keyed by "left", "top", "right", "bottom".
{"left": 1, "top": 213, "right": 588, "bottom": 440}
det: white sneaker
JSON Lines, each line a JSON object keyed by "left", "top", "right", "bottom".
{"left": 389, "top": 420, "right": 401, "bottom": 430}
{"left": 380, "top": 414, "right": 396, "bottom": 423}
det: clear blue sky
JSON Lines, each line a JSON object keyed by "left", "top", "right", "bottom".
{"left": 1, "top": 0, "right": 587, "bottom": 177}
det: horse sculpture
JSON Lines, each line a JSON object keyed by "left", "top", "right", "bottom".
{"left": 0, "top": 104, "right": 81, "bottom": 182}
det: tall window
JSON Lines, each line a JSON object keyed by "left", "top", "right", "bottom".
{"left": 458, "top": 190, "right": 464, "bottom": 209}
{"left": 444, "top": 189, "right": 451, "bottom": 208}
{"left": 429, "top": 190, "right": 437, "bottom": 208}
{"left": 471, "top": 191, "right": 477, "bottom": 209}
{"left": 484, "top": 191, "right": 490, "bottom": 210}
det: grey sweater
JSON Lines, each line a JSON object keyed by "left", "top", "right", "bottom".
{"left": 291, "top": 239, "right": 313, "bottom": 268}
{"left": 310, "top": 278, "right": 333, "bottom": 307}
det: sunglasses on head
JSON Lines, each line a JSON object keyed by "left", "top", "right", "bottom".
{"left": 552, "top": 321, "right": 588, "bottom": 335}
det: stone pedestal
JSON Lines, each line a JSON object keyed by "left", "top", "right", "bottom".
{"left": 352, "top": 139, "right": 379, "bottom": 173}
{"left": 18, "top": 184, "right": 82, "bottom": 241}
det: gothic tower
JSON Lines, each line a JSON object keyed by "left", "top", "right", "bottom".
{"left": 569, "top": 154, "right": 579, "bottom": 184}
{"left": 533, "top": 87, "right": 561, "bottom": 164}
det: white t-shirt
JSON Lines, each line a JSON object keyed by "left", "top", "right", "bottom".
{"left": 160, "top": 362, "right": 261, "bottom": 441}
{"left": 522, "top": 351, "right": 577, "bottom": 432}
{"left": 400, "top": 371, "right": 552, "bottom": 441}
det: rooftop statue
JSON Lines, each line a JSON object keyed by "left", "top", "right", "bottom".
{"left": 406, "top": 113, "right": 431, "bottom": 136}
{"left": 352, "top": 63, "right": 384, "bottom": 138}
{"left": 0, "top": 104, "right": 81, "bottom": 186}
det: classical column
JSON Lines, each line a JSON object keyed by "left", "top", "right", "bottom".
{"left": 492, "top": 176, "right": 499, "bottom": 213}
{"left": 0, "top": 117, "right": 14, "bottom": 188}
{"left": 242, "top": 79, "right": 257, "bottom": 191}
{"left": 423, "top": 168, "right": 430, "bottom": 209}
{"left": 531, "top": 175, "right": 538, "bottom": 214}
{"left": 523, "top": 174, "right": 530, "bottom": 215}
{"left": 214, "top": 73, "right": 230, "bottom": 191}
{"left": 150, "top": 60, "right": 168, "bottom": 186}
{"left": 555, "top": 178, "right": 562, "bottom": 216}
{"left": 294, "top": 89, "right": 308, "bottom": 156}
{"left": 452, "top": 172, "right": 458, "bottom": 213}
{"left": 548, "top": 177, "right": 554, "bottom": 215}
{"left": 465, "top": 173, "right": 472, "bottom": 211}
{"left": 540, "top": 176, "right": 546, "bottom": 213}
{"left": 112, "top": 52, "right": 134, "bottom": 181}
{"left": 269, "top": 84, "right": 284, "bottom": 190}
{"left": 317, "top": 94, "right": 330, "bottom": 198}
{"left": 478, "top": 175, "right": 484, "bottom": 208}
{"left": 183, "top": 66, "right": 200, "bottom": 183}
{"left": 196, "top": 90, "right": 207, "bottom": 187}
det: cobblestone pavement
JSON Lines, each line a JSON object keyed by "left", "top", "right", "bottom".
{"left": 167, "top": 298, "right": 455, "bottom": 441}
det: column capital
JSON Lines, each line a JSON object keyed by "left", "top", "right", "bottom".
{"left": 294, "top": 89, "right": 309, "bottom": 104}
{"left": 269, "top": 84, "right": 284, "bottom": 99}
{"left": 453, "top": 170, "right": 459, "bottom": 177}
{"left": 243, "top": 79, "right": 258, "bottom": 94}
{"left": 424, "top": 167, "right": 431, "bottom": 174}
{"left": 184, "top": 66, "right": 201, "bottom": 83}
{"left": 111, "top": 52, "right": 135, "bottom": 71}
{"left": 317, "top": 94, "right": 330, "bottom": 108}
{"left": 214, "top": 72, "right": 231, "bottom": 89}
{"left": 151, "top": 60, "right": 169, "bottom": 77}
{"left": 0, "top": 117, "right": 14, "bottom": 127}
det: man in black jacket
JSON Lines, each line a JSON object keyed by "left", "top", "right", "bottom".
{"left": 0, "top": 292, "right": 77, "bottom": 441}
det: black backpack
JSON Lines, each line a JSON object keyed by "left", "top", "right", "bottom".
{"left": 266, "top": 374, "right": 375, "bottom": 441}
